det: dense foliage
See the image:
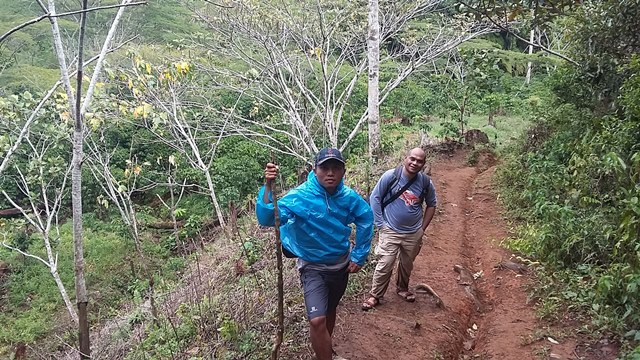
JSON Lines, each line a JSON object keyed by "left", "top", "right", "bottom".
{"left": 498, "top": 0, "right": 640, "bottom": 353}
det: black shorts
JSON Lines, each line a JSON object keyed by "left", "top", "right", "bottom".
{"left": 299, "top": 266, "right": 349, "bottom": 319}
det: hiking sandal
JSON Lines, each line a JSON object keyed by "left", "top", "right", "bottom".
{"left": 397, "top": 290, "right": 416, "bottom": 302}
{"left": 361, "top": 296, "right": 379, "bottom": 311}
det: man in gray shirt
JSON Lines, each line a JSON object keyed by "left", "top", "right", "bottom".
{"left": 362, "top": 147, "right": 437, "bottom": 310}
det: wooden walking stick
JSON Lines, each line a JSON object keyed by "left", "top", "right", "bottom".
{"left": 269, "top": 158, "right": 284, "bottom": 360}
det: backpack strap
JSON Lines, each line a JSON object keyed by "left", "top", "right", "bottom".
{"left": 419, "top": 174, "right": 432, "bottom": 205}
{"left": 382, "top": 167, "right": 419, "bottom": 210}
{"left": 381, "top": 167, "right": 401, "bottom": 198}
{"left": 380, "top": 166, "right": 401, "bottom": 210}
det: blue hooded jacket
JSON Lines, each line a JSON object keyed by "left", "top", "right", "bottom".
{"left": 256, "top": 172, "right": 373, "bottom": 266}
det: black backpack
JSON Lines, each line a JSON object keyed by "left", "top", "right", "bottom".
{"left": 381, "top": 166, "right": 432, "bottom": 211}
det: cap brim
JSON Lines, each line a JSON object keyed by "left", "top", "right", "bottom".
{"left": 316, "top": 157, "right": 345, "bottom": 165}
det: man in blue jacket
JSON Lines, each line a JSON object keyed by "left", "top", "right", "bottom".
{"left": 362, "top": 147, "right": 437, "bottom": 310}
{"left": 257, "top": 148, "right": 373, "bottom": 360}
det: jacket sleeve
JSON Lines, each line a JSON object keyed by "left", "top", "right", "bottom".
{"left": 369, "top": 171, "right": 391, "bottom": 228}
{"left": 256, "top": 185, "right": 291, "bottom": 226}
{"left": 350, "top": 196, "right": 374, "bottom": 266}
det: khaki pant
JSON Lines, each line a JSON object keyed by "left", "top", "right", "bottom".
{"left": 369, "top": 227, "right": 424, "bottom": 299}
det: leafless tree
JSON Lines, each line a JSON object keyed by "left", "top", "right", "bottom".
{"left": 192, "top": 0, "right": 494, "bottom": 159}
{"left": 0, "top": 131, "right": 77, "bottom": 324}
{"left": 7, "top": 1, "right": 145, "bottom": 357}
{"left": 122, "top": 62, "right": 229, "bottom": 228}
{"left": 85, "top": 133, "right": 154, "bottom": 263}
{"left": 154, "top": 159, "right": 188, "bottom": 252}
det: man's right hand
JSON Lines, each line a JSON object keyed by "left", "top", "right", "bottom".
{"left": 264, "top": 162, "right": 279, "bottom": 183}
{"left": 262, "top": 163, "right": 279, "bottom": 204}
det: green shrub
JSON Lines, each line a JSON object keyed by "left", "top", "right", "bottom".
{"left": 497, "top": 52, "right": 640, "bottom": 350}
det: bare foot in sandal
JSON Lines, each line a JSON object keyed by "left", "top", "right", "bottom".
{"left": 361, "top": 296, "right": 379, "bottom": 311}
{"left": 397, "top": 290, "right": 416, "bottom": 302}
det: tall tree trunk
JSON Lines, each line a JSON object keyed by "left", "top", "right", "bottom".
{"left": 72, "top": 118, "right": 89, "bottom": 360}
{"left": 525, "top": 9, "right": 536, "bottom": 85}
{"left": 168, "top": 176, "right": 182, "bottom": 251}
{"left": 73, "top": 0, "right": 90, "bottom": 357}
{"left": 459, "top": 94, "right": 467, "bottom": 135}
{"left": 367, "top": 0, "right": 380, "bottom": 159}
{"left": 203, "top": 169, "right": 226, "bottom": 228}
{"left": 127, "top": 201, "right": 144, "bottom": 259}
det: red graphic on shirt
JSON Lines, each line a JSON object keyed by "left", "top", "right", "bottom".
{"left": 399, "top": 190, "right": 419, "bottom": 206}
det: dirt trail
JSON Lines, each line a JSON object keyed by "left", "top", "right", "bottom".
{"left": 332, "top": 150, "right": 578, "bottom": 360}
{"left": 33, "top": 148, "right": 615, "bottom": 360}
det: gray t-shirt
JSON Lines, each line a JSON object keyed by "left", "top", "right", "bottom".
{"left": 370, "top": 168, "right": 437, "bottom": 234}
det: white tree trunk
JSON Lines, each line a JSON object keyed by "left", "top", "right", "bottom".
{"left": 50, "top": 263, "right": 79, "bottom": 324}
{"left": 525, "top": 27, "right": 535, "bottom": 85}
{"left": 71, "top": 119, "right": 89, "bottom": 357}
{"left": 73, "top": 0, "right": 90, "bottom": 356}
{"left": 43, "top": 0, "right": 90, "bottom": 324}
{"left": 46, "top": 0, "right": 76, "bottom": 115}
{"left": 42, "top": 228, "right": 78, "bottom": 323}
{"left": 82, "top": 0, "right": 131, "bottom": 114}
{"left": 203, "top": 168, "right": 226, "bottom": 228}
{"left": 1, "top": 180, "right": 78, "bottom": 323}
{"left": 367, "top": 0, "right": 381, "bottom": 159}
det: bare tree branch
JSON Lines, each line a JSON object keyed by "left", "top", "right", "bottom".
{"left": 203, "top": 0, "right": 233, "bottom": 8}
{"left": 1, "top": 241, "right": 50, "bottom": 267}
{"left": 0, "top": 1, "right": 146, "bottom": 44}
{"left": 123, "top": 66, "right": 229, "bottom": 227}
{"left": 193, "top": 0, "right": 495, "bottom": 158}
{"left": 47, "top": 0, "right": 77, "bottom": 118}
{"left": 82, "top": 0, "right": 135, "bottom": 114}
{"left": 457, "top": 0, "right": 579, "bottom": 66}
{"left": 85, "top": 134, "right": 149, "bottom": 260}
{"left": 1, "top": 128, "right": 78, "bottom": 324}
